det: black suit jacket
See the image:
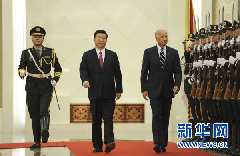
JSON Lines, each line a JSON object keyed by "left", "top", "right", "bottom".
{"left": 80, "top": 48, "right": 123, "bottom": 100}
{"left": 141, "top": 45, "right": 182, "bottom": 99}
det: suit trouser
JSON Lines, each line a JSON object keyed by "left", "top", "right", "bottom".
{"left": 90, "top": 99, "right": 115, "bottom": 149}
{"left": 150, "top": 97, "right": 172, "bottom": 147}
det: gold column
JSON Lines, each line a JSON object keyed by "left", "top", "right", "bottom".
{"left": 0, "top": 0, "right": 2, "bottom": 108}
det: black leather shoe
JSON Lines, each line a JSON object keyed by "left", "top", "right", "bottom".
{"left": 93, "top": 148, "right": 103, "bottom": 152}
{"left": 30, "top": 142, "right": 41, "bottom": 149}
{"left": 104, "top": 142, "right": 115, "bottom": 153}
{"left": 42, "top": 129, "right": 49, "bottom": 143}
{"left": 153, "top": 144, "right": 160, "bottom": 153}
{"left": 160, "top": 146, "right": 166, "bottom": 152}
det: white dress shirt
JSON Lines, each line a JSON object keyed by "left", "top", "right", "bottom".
{"left": 96, "top": 48, "right": 105, "bottom": 62}
{"left": 157, "top": 45, "right": 166, "bottom": 59}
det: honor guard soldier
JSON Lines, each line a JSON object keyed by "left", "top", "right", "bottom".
{"left": 182, "top": 34, "right": 199, "bottom": 142}
{"left": 18, "top": 26, "right": 62, "bottom": 149}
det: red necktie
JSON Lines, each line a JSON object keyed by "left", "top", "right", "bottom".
{"left": 99, "top": 52, "right": 103, "bottom": 68}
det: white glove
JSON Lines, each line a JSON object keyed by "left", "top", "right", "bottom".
{"left": 204, "top": 44, "right": 208, "bottom": 50}
{"left": 193, "top": 61, "right": 199, "bottom": 68}
{"left": 222, "top": 40, "right": 226, "bottom": 47}
{"left": 208, "top": 43, "right": 212, "bottom": 49}
{"left": 237, "top": 36, "right": 240, "bottom": 43}
{"left": 51, "top": 80, "right": 57, "bottom": 87}
{"left": 188, "top": 76, "right": 194, "bottom": 85}
{"left": 204, "top": 60, "right": 209, "bottom": 66}
{"left": 217, "top": 58, "right": 222, "bottom": 65}
{"left": 229, "top": 56, "right": 237, "bottom": 65}
{"left": 230, "top": 38, "right": 235, "bottom": 45}
{"left": 19, "top": 69, "right": 26, "bottom": 78}
{"left": 236, "top": 52, "right": 240, "bottom": 60}
{"left": 198, "top": 60, "right": 203, "bottom": 68}
{"left": 219, "top": 58, "right": 227, "bottom": 66}
{"left": 218, "top": 41, "right": 222, "bottom": 47}
{"left": 197, "top": 45, "right": 201, "bottom": 51}
{"left": 209, "top": 60, "right": 216, "bottom": 67}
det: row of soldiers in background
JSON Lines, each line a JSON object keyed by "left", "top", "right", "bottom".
{"left": 182, "top": 20, "right": 240, "bottom": 155}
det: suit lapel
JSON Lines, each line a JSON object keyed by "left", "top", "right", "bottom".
{"left": 154, "top": 46, "right": 161, "bottom": 61}
{"left": 91, "top": 48, "right": 101, "bottom": 70}
{"left": 102, "top": 49, "right": 109, "bottom": 72}
{"left": 165, "top": 46, "right": 171, "bottom": 65}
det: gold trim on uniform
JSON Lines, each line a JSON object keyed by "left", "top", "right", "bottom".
{"left": 40, "top": 58, "right": 43, "bottom": 67}
{"left": 54, "top": 72, "right": 61, "bottom": 77}
{"left": 43, "top": 57, "right": 52, "bottom": 64}
{"left": 26, "top": 92, "right": 28, "bottom": 106}
{"left": 40, "top": 57, "right": 52, "bottom": 67}
{"left": 52, "top": 49, "right": 56, "bottom": 67}
{"left": 31, "top": 33, "right": 44, "bottom": 36}
{"left": 18, "top": 69, "right": 26, "bottom": 73}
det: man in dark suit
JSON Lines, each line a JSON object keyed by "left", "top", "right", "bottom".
{"left": 80, "top": 30, "right": 123, "bottom": 153}
{"left": 141, "top": 29, "right": 182, "bottom": 153}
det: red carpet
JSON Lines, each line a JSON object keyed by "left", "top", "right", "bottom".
{"left": 0, "top": 141, "right": 217, "bottom": 156}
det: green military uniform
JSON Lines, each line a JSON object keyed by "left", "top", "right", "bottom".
{"left": 18, "top": 26, "right": 62, "bottom": 149}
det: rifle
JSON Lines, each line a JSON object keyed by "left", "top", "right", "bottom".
{"left": 190, "top": 16, "right": 199, "bottom": 97}
{"left": 225, "top": 4, "right": 236, "bottom": 99}
{"left": 195, "top": 38, "right": 204, "bottom": 98}
{"left": 213, "top": 9, "right": 222, "bottom": 99}
{"left": 206, "top": 13, "right": 215, "bottom": 99}
{"left": 216, "top": 7, "right": 226, "bottom": 100}
{"left": 232, "top": 2, "right": 240, "bottom": 99}
{"left": 237, "top": 38, "right": 240, "bottom": 99}
{"left": 200, "top": 13, "right": 211, "bottom": 98}
{"left": 190, "top": 40, "right": 199, "bottom": 97}
{"left": 217, "top": 7, "right": 228, "bottom": 99}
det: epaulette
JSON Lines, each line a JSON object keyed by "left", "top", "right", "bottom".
{"left": 44, "top": 47, "right": 54, "bottom": 50}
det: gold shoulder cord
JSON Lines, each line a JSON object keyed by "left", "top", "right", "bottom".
{"left": 52, "top": 49, "right": 56, "bottom": 67}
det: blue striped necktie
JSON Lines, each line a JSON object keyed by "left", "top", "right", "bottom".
{"left": 159, "top": 48, "right": 165, "bottom": 66}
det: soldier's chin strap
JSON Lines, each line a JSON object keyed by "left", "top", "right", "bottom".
{"left": 27, "top": 49, "right": 61, "bottom": 110}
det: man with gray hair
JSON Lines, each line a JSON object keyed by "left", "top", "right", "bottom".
{"left": 141, "top": 29, "right": 182, "bottom": 153}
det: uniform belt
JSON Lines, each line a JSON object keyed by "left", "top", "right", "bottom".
{"left": 28, "top": 72, "right": 51, "bottom": 78}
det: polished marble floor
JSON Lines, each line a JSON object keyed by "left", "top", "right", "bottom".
{"left": 0, "top": 130, "right": 182, "bottom": 156}
{"left": 0, "top": 147, "right": 74, "bottom": 156}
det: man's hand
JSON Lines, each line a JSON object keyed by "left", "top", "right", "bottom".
{"left": 51, "top": 80, "right": 57, "bottom": 87}
{"left": 19, "top": 69, "right": 26, "bottom": 79}
{"left": 116, "top": 93, "right": 121, "bottom": 100}
{"left": 142, "top": 91, "right": 148, "bottom": 100}
{"left": 83, "top": 81, "right": 90, "bottom": 88}
{"left": 173, "top": 86, "right": 179, "bottom": 95}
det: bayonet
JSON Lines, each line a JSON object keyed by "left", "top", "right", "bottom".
{"left": 223, "top": 6, "right": 226, "bottom": 41}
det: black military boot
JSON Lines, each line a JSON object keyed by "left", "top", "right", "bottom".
{"left": 30, "top": 120, "right": 41, "bottom": 149}
{"left": 41, "top": 116, "right": 50, "bottom": 143}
